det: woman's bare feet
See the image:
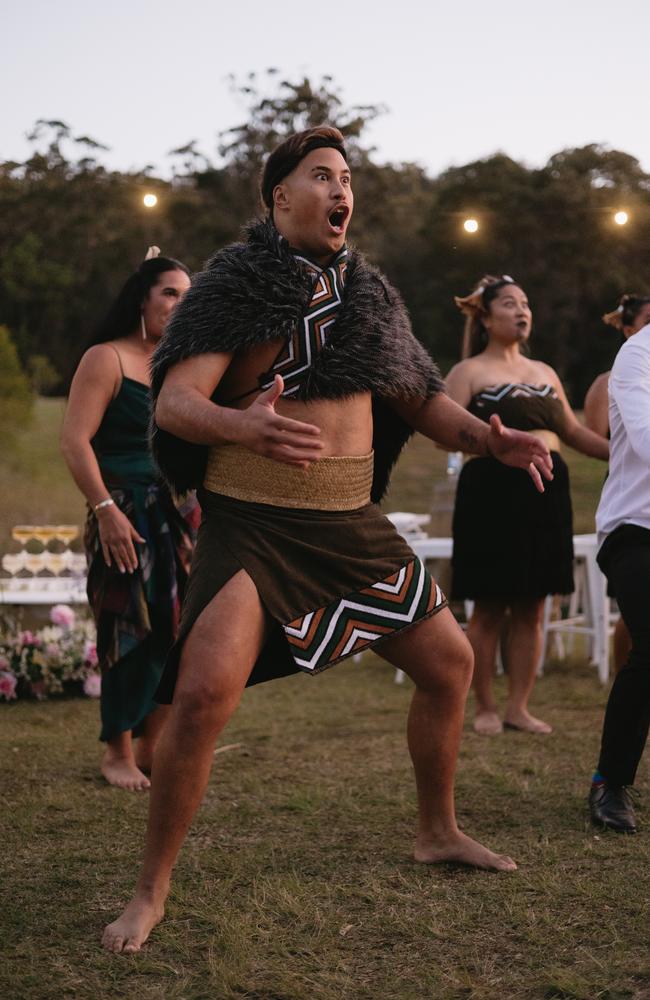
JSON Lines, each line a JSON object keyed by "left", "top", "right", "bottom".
{"left": 101, "top": 748, "right": 151, "bottom": 791}
{"left": 414, "top": 830, "right": 517, "bottom": 871}
{"left": 134, "top": 741, "right": 155, "bottom": 775}
{"left": 473, "top": 709, "right": 503, "bottom": 735}
{"left": 503, "top": 709, "right": 552, "bottom": 734}
{"left": 102, "top": 894, "right": 165, "bottom": 954}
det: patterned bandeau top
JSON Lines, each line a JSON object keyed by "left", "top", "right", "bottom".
{"left": 467, "top": 383, "right": 565, "bottom": 435}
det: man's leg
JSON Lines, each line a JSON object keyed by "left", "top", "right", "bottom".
{"left": 466, "top": 600, "right": 507, "bottom": 735}
{"left": 597, "top": 541, "right": 650, "bottom": 788}
{"left": 377, "top": 607, "right": 517, "bottom": 871}
{"left": 102, "top": 569, "right": 268, "bottom": 953}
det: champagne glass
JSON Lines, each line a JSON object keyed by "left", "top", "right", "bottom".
{"left": 45, "top": 553, "right": 65, "bottom": 575}
{"left": 55, "top": 526, "right": 80, "bottom": 545}
{"left": 31, "top": 527, "right": 58, "bottom": 547}
{"left": 12, "top": 526, "right": 35, "bottom": 545}
{"left": 26, "top": 553, "right": 47, "bottom": 575}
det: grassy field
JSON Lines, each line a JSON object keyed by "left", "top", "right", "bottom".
{"left": 2, "top": 400, "right": 649, "bottom": 1000}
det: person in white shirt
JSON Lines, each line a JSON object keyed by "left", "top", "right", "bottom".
{"left": 584, "top": 295, "right": 650, "bottom": 674}
{"left": 590, "top": 321, "right": 650, "bottom": 833}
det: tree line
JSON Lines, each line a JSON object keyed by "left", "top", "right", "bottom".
{"left": 2, "top": 72, "right": 650, "bottom": 404}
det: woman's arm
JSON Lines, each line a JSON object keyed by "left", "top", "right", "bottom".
{"left": 61, "top": 345, "right": 144, "bottom": 574}
{"left": 444, "top": 360, "right": 474, "bottom": 409}
{"left": 61, "top": 346, "right": 122, "bottom": 506}
{"left": 545, "top": 366, "right": 609, "bottom": 460}
{"left": 583, "top": 372, "right": 610, "bottom": 439}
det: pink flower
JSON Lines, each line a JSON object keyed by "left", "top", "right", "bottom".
{"left": 83, "top": 640, "right": 98, "bottom": 667}
{"left": 83, "top": 673, "right": 101, "bottom": 698}
{"left": 0, "top": 655, "right": 9, "bottom": 671}
{"left": 45, "top": 643, "right": 61, "bottom": 659}
{"left": 19, "top": 630, "right": 40, "bottom": 647}
{"left": 50, "top": 604, "right": 76, "bottom": 628}
{"left": 0, "top": 671, "right": 17, "bottom": 701}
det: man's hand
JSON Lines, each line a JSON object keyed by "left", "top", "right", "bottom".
{"left": 486, "top": 414, "right": 554, "bottom": 493}
{"left": 236, "top": 375, "right": 324, "bottom": 467}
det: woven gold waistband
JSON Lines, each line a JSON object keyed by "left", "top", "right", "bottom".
{"left": 203, "top": 445, "right": 374, "bottom": 510}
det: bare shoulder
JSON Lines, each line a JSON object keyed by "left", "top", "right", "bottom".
{"left": 79, "top": 342, "right": 121, "bottom": 371}
{"left": 528, "top": 359, "right": 560, "bottom": 388}
{"left": 587, "top": 371, "right": 610, "bottom": 396}
{"left": 445, "top": 358, "right": 482, "bottom": 407}
{"left": 446, "top": 357, "right": 479, "bottom": 385}
{"left": 73, "top": 343, "right": 121, "bottom": 390}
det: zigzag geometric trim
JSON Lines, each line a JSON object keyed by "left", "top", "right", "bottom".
{"left": 284, "top": 557, "right": 446, "bottom": 674}
{"left": 260, "top": 247, "right": 348, "bottom": 397}
{"left": 473, "top": 383, "right": 558, "bottom": 402}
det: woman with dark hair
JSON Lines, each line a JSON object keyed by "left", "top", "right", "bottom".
{"left": 447, "top": 275, "right": 609, "bottom": 735}
{"left": 584, "top": 294, "right": 650, "bottom": 674}
{"left": 61, "top": 249, "right": 198, "bottom": 790}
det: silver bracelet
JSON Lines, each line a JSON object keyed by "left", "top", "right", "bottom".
{"left": 93, "top": 497, "right": 115, "bottom": 513}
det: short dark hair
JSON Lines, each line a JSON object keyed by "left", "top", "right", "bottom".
{"left": 260, "top": 126, "right": 347, "bottom": 212}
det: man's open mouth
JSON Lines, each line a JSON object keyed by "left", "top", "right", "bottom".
{"left": 328, "top": 206, "right": 349, "bottom": 232}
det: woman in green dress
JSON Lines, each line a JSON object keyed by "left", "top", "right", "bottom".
{"left": 62, "top": 249, "right": 198, "bottom": 790}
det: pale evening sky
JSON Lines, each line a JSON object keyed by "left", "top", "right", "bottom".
{"left": 2, "top": 0, "right": 648, "bottom": 179}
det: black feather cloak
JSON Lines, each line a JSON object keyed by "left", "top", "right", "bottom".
{"left": 150, "top": 219, "right": 444, "bottom": 501}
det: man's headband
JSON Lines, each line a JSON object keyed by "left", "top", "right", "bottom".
{"left": 261, "top": 137, "right": 347, "bottom": 211}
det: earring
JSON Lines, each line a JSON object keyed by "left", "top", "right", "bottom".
{"left": 140, "top": 313, "right": 147, "bottom": 342}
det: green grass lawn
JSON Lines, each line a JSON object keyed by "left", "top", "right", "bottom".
{"left": 3, "top": 401, "right": 648, "bottom": 999}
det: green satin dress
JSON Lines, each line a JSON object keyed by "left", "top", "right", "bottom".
{"left": 85, "top": 375, "right": 199, "bottom": 741}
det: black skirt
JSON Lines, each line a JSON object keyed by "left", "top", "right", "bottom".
{"left": 451, "top": 451, "right": 574, "bottom": 601}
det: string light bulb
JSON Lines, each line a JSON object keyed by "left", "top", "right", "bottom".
{"left": 463, "top": 218, "right": 479, "bottom": 234}
{"left": 143, "top": 193, "right": 158, "bottom": 208}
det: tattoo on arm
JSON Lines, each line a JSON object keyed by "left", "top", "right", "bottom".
{"left": 458, "top": 429, "right": 484, "bottom": 454}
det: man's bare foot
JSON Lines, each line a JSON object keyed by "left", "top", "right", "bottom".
{"left": 101, "top": 749, "right": 151, "bottom": 791}
{"left": 473, "top": 710, "right": 503, "bottom": 735}
{"left": 414, "top": 830, "right": 517, "bottom": 871}
{"left": 503, "top": 710, "right": 552, "bottom": 734}
{"left": 102, "top": 895, "right": 164, "bottom": 954}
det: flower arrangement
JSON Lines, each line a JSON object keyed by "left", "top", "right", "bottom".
{"left": 0, "top": 604, "right": 100, "bottom": 701}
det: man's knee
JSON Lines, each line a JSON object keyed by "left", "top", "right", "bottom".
{"left": 173, "top": 657, "right": 245, "bottom": 728}
{"left": 417, "top": 629, "right": 474, "bottom": 696}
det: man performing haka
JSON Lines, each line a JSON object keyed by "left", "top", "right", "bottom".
{"left": 103, "top": 126, "right": 552, "bottom": 953}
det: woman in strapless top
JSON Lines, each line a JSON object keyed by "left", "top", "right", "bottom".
{"left": 446, "top": 274, "right": 609, "bottom": 736}
{"left": 61, "top": 250, "right": 199, "bottom": 790}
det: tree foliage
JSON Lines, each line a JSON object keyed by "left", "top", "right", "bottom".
{"left": 0, "top": 325, "right": 33, "bottom": 436}
{"left": 2, "top": 82, "right": 650, "bottom": 403}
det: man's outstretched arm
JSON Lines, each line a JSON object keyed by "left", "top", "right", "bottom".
{"left": 392, "top": 392, "right": 554, "bottom": 492}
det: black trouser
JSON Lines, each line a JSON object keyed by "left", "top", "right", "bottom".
{"left": 597, "top": 524, "right": 650, "bottom": 786}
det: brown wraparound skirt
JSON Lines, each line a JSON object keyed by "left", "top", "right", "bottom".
{"left": 156, "top": 488, "right": 447, "bottom": 701}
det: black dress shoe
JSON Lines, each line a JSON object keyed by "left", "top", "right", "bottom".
{"left": 589, "top": 783, "right": 637, "bottom": 833}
